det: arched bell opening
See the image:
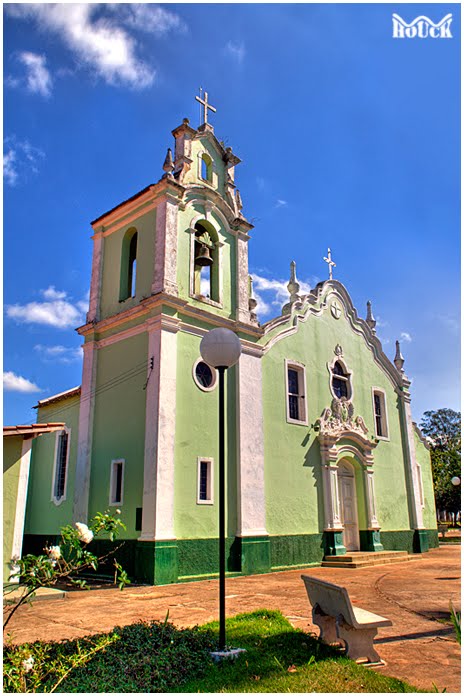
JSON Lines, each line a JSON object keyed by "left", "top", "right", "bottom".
{"left": 193, "top": 220, "right": 219, "bottom": 302}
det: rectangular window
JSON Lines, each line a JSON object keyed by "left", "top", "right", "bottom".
{"left": 372, "top": 389, "right": 389, "bottom": 439}
{"left": 286, "top": 361, "right": 307, "bottom": 425}
{"left": 197, "top": 458, "right": 213, "bottom": 504}
{"left": 53, "top": 430, "right": 69, "bottom": 502}
{"left": 110, "top": 459, "right": 125, "bottom": 506}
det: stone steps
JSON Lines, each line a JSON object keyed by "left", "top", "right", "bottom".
{"left": 322, "top": 550, "right": 422, "bottom": 569}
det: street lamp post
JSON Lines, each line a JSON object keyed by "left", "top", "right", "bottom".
{"left": 200, "top": 328, "right": 242, "bottom": 651}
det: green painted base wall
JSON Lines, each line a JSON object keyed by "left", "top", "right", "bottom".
{"left": 359, "top": 530, "right": 384, "bottom": 552}
{"left": 177, "top": 537, "right": 241, "bottom": 577}
{"left": 270, "top": 534, "right": 325, "bottom": 568}
{"left": 379, "top": 529, "right": 439, "bottom": 554}
{"left": 23, "top": 530, "right": 439, "bottom": 586}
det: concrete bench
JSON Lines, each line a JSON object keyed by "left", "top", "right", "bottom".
{"left": 301, "top": 574, "right": 392, "bottom": 664}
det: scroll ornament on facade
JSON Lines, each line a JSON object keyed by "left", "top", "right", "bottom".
{"left": 317, "top": 397, "right": 370, "bottom": 439}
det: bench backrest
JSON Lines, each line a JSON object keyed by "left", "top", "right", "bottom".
{"left": 301, "top": 574, "right": 355, "bottom": 626}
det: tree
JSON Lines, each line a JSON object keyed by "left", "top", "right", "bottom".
{"left": 420, "top": 409, "right": 461, "bottom": 517}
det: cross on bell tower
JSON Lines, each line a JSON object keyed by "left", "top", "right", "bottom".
{"left": 195, "top": 88, "right": 217, "bottom": 126}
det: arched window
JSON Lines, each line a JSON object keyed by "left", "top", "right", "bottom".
{"left": 331, "top": 360, "right": 351, "bottom": 400}
{"left": 193, "top": 221, "right": 218, "bottom": 302}
{"left": 200, "top": 153, "right": 213, "bottom": 183}
{"left": 120, "top": 228, "right": 138, "bottom": 301}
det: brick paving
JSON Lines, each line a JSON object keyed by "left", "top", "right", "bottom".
{"left": 4, "top": 545, "right": 460, "bottom": 693}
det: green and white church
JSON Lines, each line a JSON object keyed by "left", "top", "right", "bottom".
{"left": 20, "top": 95, "right": 438, "bottom": 584}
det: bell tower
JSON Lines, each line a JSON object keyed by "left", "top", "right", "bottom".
{"left": 166, "top": 91, "right": 257, "bottom": 326}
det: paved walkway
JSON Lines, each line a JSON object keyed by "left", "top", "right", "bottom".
{"left": 4, "top": 545, "right": 461, "bottom": 693}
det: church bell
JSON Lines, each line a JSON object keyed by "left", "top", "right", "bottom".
{"left": 195, "top": 244, "right": 213, "bottom": 267}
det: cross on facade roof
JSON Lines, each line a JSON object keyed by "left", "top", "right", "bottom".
{"left": 195, "top": 88, "right": 217, "bottom": 125}
{"left": 323, "top": 247, "right": 336, "bottom": 280}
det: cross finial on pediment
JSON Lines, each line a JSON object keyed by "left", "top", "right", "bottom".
{"left": 195, "top": 87, "right": 217, "bottom": 126}
{"left": 323, "top": 248, "right": 336, "bottom": 280}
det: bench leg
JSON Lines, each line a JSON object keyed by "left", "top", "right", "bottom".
{"left": 336, "top": 620, "right": 381, "bottom": 663}
{"left": 312, "top": 605, "right": 341, "bottom": 646}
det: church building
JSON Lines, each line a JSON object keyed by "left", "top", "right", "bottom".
{"left": 19, "top": 94, "right": 438, "bottom": 584}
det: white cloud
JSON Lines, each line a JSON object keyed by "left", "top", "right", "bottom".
{"left": 3, "top": 136, "right": 45, "bottom": 186}
{"left": 275, "top": 199, "right": 288, "bottom": 208}
{"left": 5, "top": 4, "right": 163, "bottom": 89}
{"left": 251, "top": 272, "right": 312, "bottom": 319}
{"left": 3, "top": 371, "right": 41, "bottom": 393}
{"left": 114, "top": 4, "right": 186, "bottom": 35}
{"left": 225, "top": 40, "right": 245, "bottom": 64}
{"left": 18, "top": 52, "right": 52, "bottom": 96}
{"left": 3, "top": 149, "right": 18, "bottom": 185}
{"left": 400, "top": 332, "right": 412, "bottom": 343}
{"left": 42, "top": 286, "right": 68, "bottom": 301}
{"left": 6, "top": 287, "right": 86, "bottom": 329}
{"left": 34, "top": 344, "right": 82, "bottom": 363}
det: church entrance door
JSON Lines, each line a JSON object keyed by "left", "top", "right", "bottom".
{"left": 337, "top": 461, "right": 359, "bottom": 551}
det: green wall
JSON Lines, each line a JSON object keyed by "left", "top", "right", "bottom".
{"left": 25, "top": 396, "right": 80, "bottom": 535}
{"left": 414, "top": 430, "right": 437, "bottom": 530}
{"left": 3, "top": 436, "right": 24, "bottom": 581}
{"left": 99, "top": 208, "right": 156, "bottom": 320}
{"left": 89, "top": 332, "right": 147, "bottom": 537}
{"left": 174, "top": 326, "right": 238, "bottom": 540}
{"left": 261, "top": 300, "right": 412, "bottom": 537}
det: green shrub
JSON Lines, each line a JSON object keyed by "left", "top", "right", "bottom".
{"left": 3, "top": 619, "right": 216, "bottom": 693}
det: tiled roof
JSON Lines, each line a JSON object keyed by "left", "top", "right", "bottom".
{"left": 4, "top": 423, "right": 65, "bottom": 438}
{"left": 34, "top": 386, "right": 81, "bottom": 409}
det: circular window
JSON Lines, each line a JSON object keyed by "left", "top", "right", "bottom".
{"left": 193, "top": 359, "right": 217, "bottom": 392}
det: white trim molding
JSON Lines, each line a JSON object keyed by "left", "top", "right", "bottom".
{"left": 236, "top": 352, "right": 268, "bottom": 537}
{"left": 285, "top": 359, "right": 308, "bottom": 426}
{"left": 73, "top": 341, "right": 98, "bottom": 523}
{"left": 10, "top": 439, "right": 34, "bottom": 581}
{"left": 327, "top": 354, "right": 354, "bottom": 402}
{"left": 196, "top": 457, "right": 214, "bottom": 505}
{"left": 192, "top": 358, "right": 217, "bottom": 392}
{"left": 371, "top": 387, "right": 390, "bottom": 441}
{"left": 51, "top": 427, "right": 71, "bottom": 506}
{"left": 140, "top": 320, "right": 178, "bottom": 541}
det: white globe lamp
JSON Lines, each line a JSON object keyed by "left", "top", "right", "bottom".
{"left": 451, "top": 476, "right": 461, "bottom": 486}
{"left": 200, "top": 327, "right": 242, "bottom": 368}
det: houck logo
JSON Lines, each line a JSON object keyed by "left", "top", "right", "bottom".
{"left": 392, "top": 13, "right": 453, "bottom": 39}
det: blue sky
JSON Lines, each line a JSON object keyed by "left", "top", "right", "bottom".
{"left": 3, "top": 3, "right": 460, "bottom": 425}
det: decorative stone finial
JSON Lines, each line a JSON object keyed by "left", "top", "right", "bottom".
{"left": 366, "top": 301, "right": 377, "bottom": 333}
{"left": 162, "top": 148, "right": 174, "bottom": 177}
{"left": 183, "top": 117, "right": 190, "bottom": 126}
{"left": 394, "top": 340, "right": 405, "bottom": 373}
{"left": 281, "top": 261, "right": 301, "bottom": 315}
{"left": 287, "top": 261, "right": 300, "bottom": 303}
{"left": 248, "top": 275, "right": 258, "bottom": 324}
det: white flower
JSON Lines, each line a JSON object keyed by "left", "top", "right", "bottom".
{"left": 46, "top": 545, "right": 61, "bottom": 561}
{"left": 22, "top": 656, "right": 34, "bottom": 672}
{"left": 75, "top": 522, "right": 94, "bottom": 544}
{"left": 116, "top": 509, "right": 121, "bottom": 515}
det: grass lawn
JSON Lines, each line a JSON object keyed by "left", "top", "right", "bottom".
{"left": 4, "top": 609, "right": 421, "bottom": 693}
{"left": 180, "top": 610, "right": 419, "bottom": 693}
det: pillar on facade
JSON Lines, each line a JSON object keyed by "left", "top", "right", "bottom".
{"left": 137, "top": 316, "right": 179, "bottom": 584}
